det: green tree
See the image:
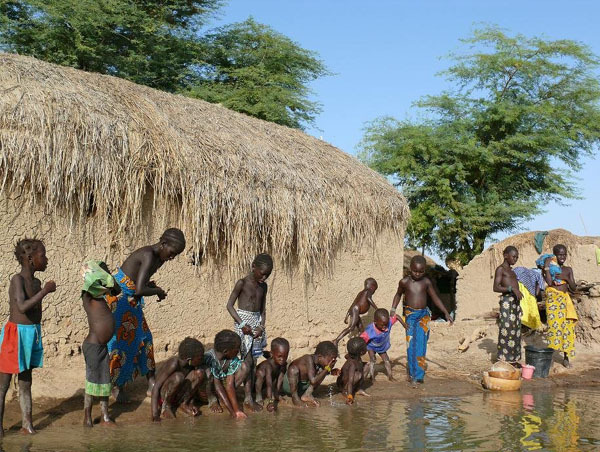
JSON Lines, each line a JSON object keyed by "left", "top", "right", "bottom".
{"left": 360, "top": 27, "right": 600, "bottom": 265}
{"left": 189, "top": 18, "right": 329, "bottom": 129}
{"left": 0, "top": 0, "right": 221, "bottom": 91}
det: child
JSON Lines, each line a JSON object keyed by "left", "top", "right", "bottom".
{"left": 492, "top": 246, "right": 524, "bottom": 364}
{"left": 255, "top": 337, "right": 289, "bottom": 412}
{"left": 392, "top": 255, "right": 453, "bottom": 384}
{"left": 337, "top": 337, "right": 369, "bottom": 405}
{"left": 283, "top": 340, "right": 338, "bottom": 407}
{"left": 203, "top": 330, "right": 250, "bottom": 419}
{"left": 151, "top": 337, "right": 205, "bottom": 422}
{"left": 540, "top": 244, "right": 578, "bottom": 367}
{"left": 81, "top": 260, "right": 121, "bottom": 427}
{"left": 0, "top": 239, "right": 56, "bottom": 436}
{"left": 107, "top": 228, "right": 186, "bottom": 402}
{"left": 334, "top": 278, "right": 378, "bottom": 345}
{"left": 360, "top": 308, "right": 403, "bottom": 382}
{"left": 226, "top": 253, "right": 273, "bottom": 411}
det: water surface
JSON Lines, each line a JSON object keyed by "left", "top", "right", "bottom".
{"left": 1, "top": 387, "right": 598, "bottom": 451}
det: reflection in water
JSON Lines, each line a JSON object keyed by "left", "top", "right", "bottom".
{"left": 0, "top": 388, "right": 597, "bottom": 451}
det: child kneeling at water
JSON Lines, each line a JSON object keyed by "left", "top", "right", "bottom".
{"left": 337, "top": 337, "right": 370, "bottom": 405}
{"left": 151, "top": 337, "right": 205, "bottom": 422}
{"left": 255, "top": 337, "right": 289, "bottom": 412}
{"left": 203, "top": 330, "right": 250, "bottom": 419}
{"left": 283, "top": 340, "right": 339, "bottom": 407}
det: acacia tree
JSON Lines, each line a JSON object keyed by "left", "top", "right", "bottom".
{"left": 361, "top": 27, "right": 600, "bottom": 265}
{"left": 190, "top": 18, "right": 329, "bottom": 129}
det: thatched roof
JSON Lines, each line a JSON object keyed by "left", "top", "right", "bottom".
{"left": 0, "top": 53, "right": 408, "bottom": 275}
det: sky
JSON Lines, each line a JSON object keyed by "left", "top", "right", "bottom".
{"left": 210, "top": 0, "right": 599, "bottom": 259}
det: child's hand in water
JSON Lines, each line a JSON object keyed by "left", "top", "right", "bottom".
{"left": 234, "top": 411, "right": 247, "bottom": 420}
{"left": 44, "top": 281, "right": 57, "bottom": 293}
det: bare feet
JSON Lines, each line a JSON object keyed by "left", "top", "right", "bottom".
{"left": 244, "top": 400, "right": 263, "bottom": 412}
{"left": 234, "top": 411, "right": 247, "bottom": 420}
{"left": 101, "top": 419, "right": 117, "bottom": 426}
{"left": 563, "top": 357, "right": 572, "bottom": 368}
{"left": 180, "top": 403, "right": 200, "bottom": 417}
{"left": 300, "top": 395, "right": 320, "bottom": 407}
{"left": 387, "top": 376, "right": 397, "bottom": 382}
{"left": 209, "top": 402, "right": 223, "bottom": 413}
{"left": 83, "top": 417, "right": 93, "bottom": 428}
{"left": 20, "top": 425, "right": 36, "bottom": 435}
{"left": 356, "top": 389, "right": 370, "bottom": 397}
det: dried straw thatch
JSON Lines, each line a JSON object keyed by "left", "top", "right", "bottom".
{"left": 0, "top": 53, "right": 408, "bottom": 276}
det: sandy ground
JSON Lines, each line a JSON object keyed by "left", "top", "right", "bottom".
{"left": 2, "top": 319, "right": 600, "bottom": 433}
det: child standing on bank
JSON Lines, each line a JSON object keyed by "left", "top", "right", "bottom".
{"left": 226, "top": 253, "right": 273, "bottom": 411}
{"left": 361, "top": 308, "right": 404, "bottom": 382}
{"left": 391, "top": 255, "right": 453, "bottom": 384}
{"left": 81, "top": 260, "right": 121, "bottom": 427}
{"left": 0, "top": 239, "right": 56, "bottom": 436}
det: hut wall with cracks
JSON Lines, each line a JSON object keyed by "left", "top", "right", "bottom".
{"left": 0, "top": 53, "right": 409, "bottom": 363}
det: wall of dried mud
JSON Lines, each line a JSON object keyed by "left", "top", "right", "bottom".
{"left": 0, "top": 194, "right": 405, "bottom": 366}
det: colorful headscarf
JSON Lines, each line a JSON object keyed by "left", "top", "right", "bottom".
{"left": 81, "top": 260, "right": 115, "bottom": 298}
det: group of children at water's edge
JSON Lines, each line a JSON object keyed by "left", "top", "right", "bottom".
{"left": 0, "top": 231, "right": 458, "bottom": 433}
{"left": 494, "top": 243, "right": 579, "bottom": 369}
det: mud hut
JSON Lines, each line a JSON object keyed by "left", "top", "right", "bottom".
{"left": 456, "top": 229, "right": 600, "bottom": 320}
{"left": 0, "top": 53, "right": 409, "bottom": 362}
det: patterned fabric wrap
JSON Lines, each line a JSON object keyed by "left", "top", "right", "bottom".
{"left": 535, "top": 254, "right": 564, "bottom": 285}
{"left": 107, "top": 268, "right": 155, "bottom": 386}
{"left": 519, "top": 283, "right": 543, "bottom": 330}
{"left": 203, "top": 349, "right": 242, "bottom": 380}
{"left": 83, "top": 342, "right": 111, "bottom": 397}
{"left": 404, "top": 306, "right": 431, "bottom": 381}
{"left": 234, "top": 309, "right": 266, "bottom": 358}
{"left": 545, "top": 287, "right": 577, "bottom": 357}
{"left": 513, "top": 267, "right": 545, "bottom": 297}
{"left": 0, "top": 322, "right": 43, "bottom": 374}
{"left": 360, "top": 315, "right": 399, "bottom": 354}
{"left": 81, "top": 260, "right": 115, "bottom": 298}
{"left": 497, "top": 294, "right": 522, "bottom": 362}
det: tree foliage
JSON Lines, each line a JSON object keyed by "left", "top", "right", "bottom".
{"left": 361, "top": 27, "right": 600, "bottom": 265}
{"left": 0, "top": 3, "right": 328, "bottom": 128}
{"left": 189, "top": 18, "right": 329, "bottom": 129}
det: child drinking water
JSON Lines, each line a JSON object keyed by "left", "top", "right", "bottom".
{"left": 203, "top": 330, "right": 250, "bottom": 419}
{"left": 81, "top": 260, "right": 120, "bottom": 427}
{"left": 337, "top": 337, "right": 369, "bottom": 405}
{"left": 283, "top": 340, "right": 339, "bottom": 407}
{"left": 0, "top": 239, "right": 56, "bottom": 436}
{"left": 151, "top": 337, "right": 205, "bottom": 421}
{"left": 226, "top": 253, "right": 273, "bottom": 411}
{"left": 255, "top": 337, "right": 289, "bottom": 412}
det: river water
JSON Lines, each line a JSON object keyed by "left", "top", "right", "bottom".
{"left": 1, "top": 387, "right": 598, "bottom": 451}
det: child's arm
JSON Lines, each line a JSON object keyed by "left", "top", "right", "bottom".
{"left": 256, "top": 283, "right": 267, "bottom": 338}
{"left": 274, "top": 367, "right": 286, "bottom": 401}
{"left": 151, "top": 359, "right": 177, "bottom": 421}
{"left": 426, "top": 280, "right": 453, "bottom": 324}
{"left": 344, "top": 361, "right": 357, "bottom": 402}
{"left": 390, "top": 281, "right": 405, "bottom": 317}
{"left": 214, "top": 375, "right": 245, "bottom": 419}
{"left": 335, "top": 306, "right": 360, "bottom": 345}
{"left": 135, "top": 251, "right": 167, "bottom": 299}
{"left": 542, "top": 257, "right": 554, "bottom": 288}
{"left": 493, "top": 267, "right": 510, "bottom": 293}
{"left": 263, "top": 364, "right": 274, "bottom": 401}
{"left": 226, "top": 280, "right": 252, "bottom": 335}
{"left": 564, "top": 266, "right": 577, "bottom": 292}
{"left": 308, "top": 357, "right": 335, "bottom": 388}
{"left": 11, "top": 276, "right": 55, "bottom": 314}
{"left": 368, "top": 294, "right": 378, "bottom": 310}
